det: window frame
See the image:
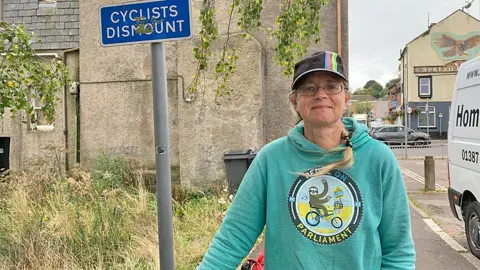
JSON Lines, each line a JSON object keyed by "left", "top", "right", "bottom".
{"left": 25, "top": 53, "right": 59, "bottom": 132}
{"left": 418, "top": 76, "right": 433, "bottom": 98}
{"left": 26, "top": 88, "right": 55, "bottom": 131}
{"left": 417, "top": 105, "right": 436, "bottom": 128}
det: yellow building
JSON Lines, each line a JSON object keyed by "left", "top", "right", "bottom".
{"left": 400, "top": 9, "right": 480, "bottom": 138}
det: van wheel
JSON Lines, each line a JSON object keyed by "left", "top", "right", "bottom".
{"left": 465, "top": 202, "right": 480, "bottom": 259}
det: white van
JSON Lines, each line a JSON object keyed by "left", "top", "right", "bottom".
{"left": 448, "top": 56, "right": 480, "bottom": 258}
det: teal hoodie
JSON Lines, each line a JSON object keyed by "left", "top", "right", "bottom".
{"left": 197, "top": 118, "right": 415, "bottom": 269}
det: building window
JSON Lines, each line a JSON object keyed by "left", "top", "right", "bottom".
{"left": 27, "top": 89, "right": 55, "bottom": 131}
{"left": 418, "top": 105, "right": 436, "bottom": 128}
{"left": 418, "top": 76, "right": 432, "bottom": 98}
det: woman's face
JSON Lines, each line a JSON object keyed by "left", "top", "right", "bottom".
{"left": 291, "top": 71, "right": 350, "bottom": 127}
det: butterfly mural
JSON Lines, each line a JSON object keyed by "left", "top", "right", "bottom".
{"left": 432, "top": 31, "right": 480, "bottom": 61}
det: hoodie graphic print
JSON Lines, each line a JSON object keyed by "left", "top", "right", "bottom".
{"left": 287, "top": 167, "right": 363, "bottom": 245}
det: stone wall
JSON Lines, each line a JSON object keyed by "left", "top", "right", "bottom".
{"left": 78, "top": 0, "right": 179, "bottom": 170}
{"left": 78, "top": 0, "right": 348, "bottom": 187}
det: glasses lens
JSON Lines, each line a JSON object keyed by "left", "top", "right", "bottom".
{"left": 298, "top": 85, "right": 317, "bottom": 96}
{"left": 325, "top": 83, "right": 342, "bottom": 94}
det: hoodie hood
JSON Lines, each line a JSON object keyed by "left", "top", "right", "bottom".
{"left": 287, "top": 117, "right": 371, "bottom": 154}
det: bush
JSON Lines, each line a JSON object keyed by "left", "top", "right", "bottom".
{"left": 0, "top": 154, "right": 230, "bottom": 269}
{"left": 91, "top": 151, "right": 137, "bottom": 193}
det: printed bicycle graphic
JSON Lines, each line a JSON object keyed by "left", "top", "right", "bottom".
{"left": 305, "top": 182, "right": 345, "bottom": 229}
{"left": 305, "top": 207, "right": 343, "bottom": 228}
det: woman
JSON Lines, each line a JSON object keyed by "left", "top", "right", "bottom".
{"left": 197, "top": 51, "right": 415, "bottom": 269}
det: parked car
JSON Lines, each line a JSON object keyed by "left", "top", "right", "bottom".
{"left": 369, "top": 119, "right": 384, "bottom": 129}
{"left": 447, "top": 56, "right": 480, "bottom": 259}
{"left": 369, "top": 125, "right": 431, "bottom": 146}
{"left": 352, "top": 114, "right": 368, "bottom": 126}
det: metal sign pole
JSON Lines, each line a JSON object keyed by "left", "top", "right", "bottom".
{"left": 100, "top": 1, "right": 193, "bottom": 268}
{"left": 151, "top": 42, "right": 175, "bottom": 270}
{"left": 426, "top": 101, "right": 429, "bottom": 136}
{"left": 439, "top": 113, "right": 443, "bottom": 138}
{"left": 409, "top": 113, "right": 411, "bottom": 129}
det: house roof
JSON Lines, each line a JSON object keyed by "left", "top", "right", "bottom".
{"left": 399, "top": 9, "right": 480, "bottom": 60}
{"left": 350, "top": 95, "right": 377, "bottom": 102}
{"left": 388, "top": 81, "right": 401, "bottom": 90}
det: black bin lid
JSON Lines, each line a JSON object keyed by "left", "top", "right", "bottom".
{"left": 224, "top": 149, "right": 252, "bottom": 160}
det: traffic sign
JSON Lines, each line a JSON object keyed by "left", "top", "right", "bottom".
{"left": 100, "top": 0, "right": 192, "bottom": 46}
{"left": 439, "top": 112, "right": 443, "bottom": 118}
{"left": 99, "top": 1, "right": 193, "bottom": 268}
{"left": 407, "top": 107, "right": 413, "bottom": 114}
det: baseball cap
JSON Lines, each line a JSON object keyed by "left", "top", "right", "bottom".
{"left": 291, "top": 51, "right": 348, "bottom": 90}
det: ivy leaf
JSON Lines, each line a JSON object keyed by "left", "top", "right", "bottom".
{"left": 0, "top": 22, "right": 70, "bottom": 123}
{"left": 188, "top": 0, "right": 328, "bottom": 99}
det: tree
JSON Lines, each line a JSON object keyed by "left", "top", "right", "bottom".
{"left": 363, "top": 80, "right": 385, "bottom": 99}
{"left": 353, "top": 102, "right": 373, "bottom": 114}
{"left": 369, "top": 86, "right": 387, "bottom": 99}
{"left": 363, "top": 80, "right": 379, "bottom": 90}
{"left": 0, "top": 22, "right": 69, "bottom": 124}
{"left": 353, "top": 88, "right": 373, "bottom": 96}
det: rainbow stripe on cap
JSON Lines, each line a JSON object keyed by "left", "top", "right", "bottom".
{"left": 325, "top": 51, "right": 339, "bottom": 72}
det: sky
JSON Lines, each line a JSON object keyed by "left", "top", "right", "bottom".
{"left": 349, "top": 0, "right": 480, "bottom": 91}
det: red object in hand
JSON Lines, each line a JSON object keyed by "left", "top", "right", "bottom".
{"left": 241, "top": 248, "right": 264, "bottom": 270}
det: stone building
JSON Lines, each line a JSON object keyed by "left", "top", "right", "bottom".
{"left": 1, "top": 0, "right": 349, "bottom": 187}
{"left": 0, "top": 0, "right": 79, "bottom": 172}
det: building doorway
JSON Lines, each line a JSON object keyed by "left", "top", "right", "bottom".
{"left": 0, "top": 137, "right": 11, "bottom": 174}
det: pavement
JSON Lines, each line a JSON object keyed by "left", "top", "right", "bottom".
{"left": 399, "top": 159, "right": 480, "bottom": 269}
{"left": 398, "top": 159, "right": 466, "bottom": 246}
{"left": 242, "top": 157, "right": 480, "bottom": 269}
{"left": 410, "top": 207, "right": 478, "bottom": 269}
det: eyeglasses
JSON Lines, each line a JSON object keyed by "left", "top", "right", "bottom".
{"left": 296, "top": 83, "right": 344, "bottom": 96}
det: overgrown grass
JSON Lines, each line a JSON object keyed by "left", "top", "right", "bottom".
{"left": 0, "top": 153, "right": 229, "bottom": 270}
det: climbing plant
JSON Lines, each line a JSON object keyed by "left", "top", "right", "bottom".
{"left": 188, "top": 0, "right": 329, "bottom": 97}
{"left": 0, "top": 22, "right": 70, "bottom": 124}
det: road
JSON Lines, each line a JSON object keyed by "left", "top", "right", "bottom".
{"left": 399, "top": 159, "right": 450, "bottom": 189}
{"left": 389, "top": 141, "right": 448, "bottom": 158}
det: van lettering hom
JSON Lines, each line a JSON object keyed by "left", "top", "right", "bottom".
{"left": 456, "top": 105, "right": 480, "bottom": 127}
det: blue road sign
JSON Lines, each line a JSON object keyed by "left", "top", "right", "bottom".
{"left": 100, "top": 0, "right": 192, "bottom": 46}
